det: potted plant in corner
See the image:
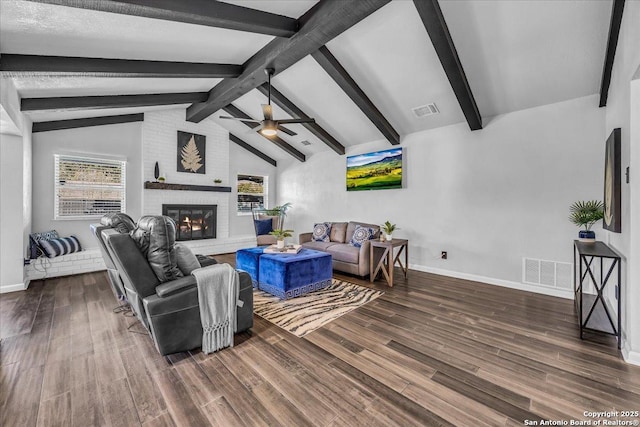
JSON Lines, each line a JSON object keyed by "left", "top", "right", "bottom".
{"left": 381, "top": 221, "right": 398, "bottom": 241}
{"left": 569, "top": 200, "right": 604, "bottom": 242}
{"left": 269, "top": 229, "right": 294, "bottom": 249}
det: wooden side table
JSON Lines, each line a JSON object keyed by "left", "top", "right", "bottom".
{"left": 369, "top": 238, "right": 408, "bottom": 287}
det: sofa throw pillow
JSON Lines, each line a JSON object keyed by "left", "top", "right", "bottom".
{"left": 29, "top": 230, "right": 60, "bottom": 259}
{"left": 313, "top": 222, "right": 332, "bottom": 242}
{"left": 254, "top": 218, "right": 273, "bottom": 236}
{"left": 349, "top": 225, "right": 374, "bottom": 247}
{"left": 40, "top": 236, "right": 82, "bottom": 258}
{"left": 175, "top": 244, "right": 201, "bottom": 275}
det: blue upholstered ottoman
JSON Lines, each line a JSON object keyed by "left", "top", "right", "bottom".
{"left": 258, "top": 249, "right": 332, "bottom": 299}
{"left": 236, "top": 247, "right": 264, "bottom": 287}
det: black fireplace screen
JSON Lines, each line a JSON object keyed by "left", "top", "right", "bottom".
{"left": 162, "top": 204, "right": 216, "bottom": 241}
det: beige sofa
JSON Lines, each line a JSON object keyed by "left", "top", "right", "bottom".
{"left": 299, "top": 221, "right": 380, "bottom": 277}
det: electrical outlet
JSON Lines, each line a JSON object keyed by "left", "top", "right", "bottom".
{"left": 441, "top": 251, "right": 447, "bottom": 260}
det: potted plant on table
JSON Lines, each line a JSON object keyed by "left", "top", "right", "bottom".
{"left": 569, "top": 200, "right": 604, "bottom": 242}
{"left": 381, "top": 221, "right": 398, "bottom": 241}
{"left": 269, "top": 229, "right": 294, "bottom": 249}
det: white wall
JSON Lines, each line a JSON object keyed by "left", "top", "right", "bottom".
{"left": 31, "top": 122, "right": 143, "bottom": 250}
{"left": 141, "top": 110, "right": 231, "bottom": 239}
{"left": 0, "top": 78, "right": 32, "bottom": 293}
{"left": 279, "top": 95, "right": 604, "bottom": 296}
{"left": 0, "top": 134, "right": 26, "bottom": 288}
{"left": 228, "top": 141, "right": 278, "bottom": 237}
{"left": 603, "top": 0, "right": 640, "bottom": 364}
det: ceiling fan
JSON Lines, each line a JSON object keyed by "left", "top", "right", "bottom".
{"left": 220, "top": 68, "right": 315, "bottom": 137}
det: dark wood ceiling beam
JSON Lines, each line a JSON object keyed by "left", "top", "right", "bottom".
{"left": 222, "top": 104, "right": 305, "bottom": 162}
{"left": 0, "top": 54, "right": 241, "bottom": 78}
{"left": 599, "top": 0, "right": 625, "bottom": 107}
{"left": 413, "top": 0, "right": 482, "bottom": 131}
{"left": 187, "top": 0, "right": 391, "bottom": 123}
{"left": 230, "top": 134, "right": 277, "bottom": 167}
{"left": 256, "top": 84, "right": 345, "bottom": 155}
{"left": 21, "top": 92, "right": 208, "bottom": 111}
{"left": 32, "top": 113, "right": 144, "bottom": 133}
{"left": 25, "top": 0, "right": 299, "bottom": 37}
{"left": 311, "top": 46, "right": 400, "bottom": 145}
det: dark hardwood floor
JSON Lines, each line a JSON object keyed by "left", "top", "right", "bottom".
{"left": 2, "top": 254, "right": 639, "bottom": 426}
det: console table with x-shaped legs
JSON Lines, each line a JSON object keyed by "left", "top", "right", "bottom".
{"left": 573, "top": 240, "right": 622, "bottom": 349}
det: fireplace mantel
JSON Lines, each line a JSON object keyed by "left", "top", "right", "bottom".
{"left": 144, "top": 181, "right": 231, "bottom": 192}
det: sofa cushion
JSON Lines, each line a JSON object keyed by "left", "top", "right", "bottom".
{"left": 312, "top": 222, "right": 332, "bottom": 242}
{"left": 330, "top": 222, "right": 348, "bottom": 243}
{"left": 175, "top": 244, "right": 201, "bottom": 275}
{"left": 327, "top": 244, "right": 360, "bottom": 264}
{"left": 131, "top": 215, "right": 183, "bottom": 283}
{"left": 346, "top": 221, "right": 380, "bottom": 243}
{"left": 40, "top": 236, "right": 82, "bottom": 258}
{"left": 349, "top": 225, "right": 375, "bottom": 247}
{"left": 301, "top": 241, "right": 340, "bottom": 251}
{"left": 254, "top": 218, "right": 273, "bottom": 236}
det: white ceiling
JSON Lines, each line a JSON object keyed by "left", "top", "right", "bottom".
{"left": 0, "top": 0, "right": 612, "bottom": 162}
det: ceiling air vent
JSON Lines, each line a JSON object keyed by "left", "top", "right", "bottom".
{"left": 412, "top": 103, "right": 439, "bottom": 118}
{"left": 300, "top": 140, "right": 312, "bottom": 146}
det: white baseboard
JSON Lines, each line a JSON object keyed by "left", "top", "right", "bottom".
{"left": 0, "top": 281, "right": 28, "bottom": 294}
{"left": 409, "top": 263, "right": 574, "bottom": 300}
{"left": 622, "top": 344, "right": 640, "bottom": 366}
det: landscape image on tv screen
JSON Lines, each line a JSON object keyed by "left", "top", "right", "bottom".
{"left": 346, "top": 147, "right": 403, "bottom": 191}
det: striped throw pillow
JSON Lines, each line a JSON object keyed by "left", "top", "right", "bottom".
{"left": 39, "top": 236, "right": 82, "bottom": 258}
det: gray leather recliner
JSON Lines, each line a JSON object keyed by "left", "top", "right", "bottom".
{"left": 90, "top": 212, "right": 137, "bottom": 301}
{"left": 101, "top": 217, "right": 253, "bottom": 356}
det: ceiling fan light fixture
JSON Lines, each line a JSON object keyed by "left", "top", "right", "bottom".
{"left": 260, "top": 126, "right": 277, "bottom": 137}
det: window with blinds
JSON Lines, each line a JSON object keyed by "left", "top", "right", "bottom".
{"left": 54, "top": 154, "right": 126, "bottom": 219}
{"left": 237, "top": 174, "right": 267, "bottom": 214}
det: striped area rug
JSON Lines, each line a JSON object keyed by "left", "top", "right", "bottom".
{"left": 253, "top": 279, "right": 384, "bottom": 337}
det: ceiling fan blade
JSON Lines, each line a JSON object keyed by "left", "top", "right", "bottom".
{"left": 249, "top": 123, "right": 264, "bottom": 134}
{"left": 261, "top": 104, "right": 273, "bottom": 120}
{"left": 277, "top": 125, "right": 297, "bottom": 137}
{"left": 219, "top": 115, "right": 260, "bottom": 125}
{"left": 276, "top": 118, "right": 315, "bottom": 125}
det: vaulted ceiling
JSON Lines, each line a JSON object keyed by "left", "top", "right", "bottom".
{"left": 0, "top": 0, "right": 613, "bottom": 164}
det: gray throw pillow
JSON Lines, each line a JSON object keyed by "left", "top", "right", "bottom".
{"left": 175, "top": 244, "right": 201, "bottom": 275}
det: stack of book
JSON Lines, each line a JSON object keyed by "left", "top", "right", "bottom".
{"left": 263, "top": 244, "right": 303, "bottom": 254}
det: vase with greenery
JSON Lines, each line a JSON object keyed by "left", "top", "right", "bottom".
{"left": 569, "top": 200, "right": 604, "bottom": 241}
{"left": 269, "top": 229, "right": 294, "bottom": 249}
{"left": 381, "top": 221, "right": 398, "bottom": 241}
{"left": 158, "top": 176, "right": 166, "bottom": 183}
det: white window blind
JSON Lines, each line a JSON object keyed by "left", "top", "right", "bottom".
{"left": 237, "top": 174, "right": 267, "bottom": 214}
{"left": 54, "top": 154, "right": 126, "bottom": 219}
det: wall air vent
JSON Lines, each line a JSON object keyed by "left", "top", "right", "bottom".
{"left": 300, "top": 140, "right": 312, "bottom": 146}
{"left": 412, "top": 103, "right": 439, "bottom": 118}
{"left": 522, "top": 258, "right": 572, "bottom": 290}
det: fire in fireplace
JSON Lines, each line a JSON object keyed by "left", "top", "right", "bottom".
{"left": 162, "top": 204, "right": 217, "bottom": 241}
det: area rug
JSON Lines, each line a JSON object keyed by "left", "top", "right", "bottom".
{"left": 253, "top": 279, "right": 384, "bottom": 337}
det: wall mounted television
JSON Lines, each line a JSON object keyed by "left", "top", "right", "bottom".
{"left": 346, "top": 147, "right": 403, "bottom": 191}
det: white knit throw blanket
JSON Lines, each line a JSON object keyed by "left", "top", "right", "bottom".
{"left": 192, "top": 263, "right": 239, "bottom": 354}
